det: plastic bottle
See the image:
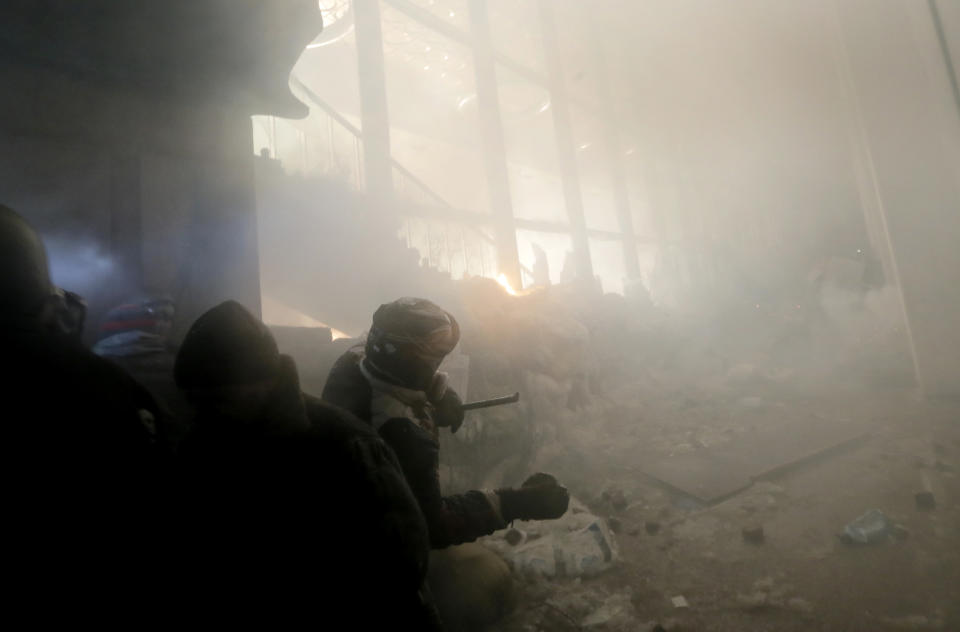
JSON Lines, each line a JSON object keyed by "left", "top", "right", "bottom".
{"left": 841, "top": 509, "right": 892, "bottom": 544}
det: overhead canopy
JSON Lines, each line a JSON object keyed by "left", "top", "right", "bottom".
{"left": 0, "top": 0, "right": 323, "bottom": 117}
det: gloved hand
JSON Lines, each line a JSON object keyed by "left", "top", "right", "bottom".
{"left": 432, "top": 386, "right": 465, "bottom": 433}
{"left": 496, "top": 472, "right": 570, "bottom": 522}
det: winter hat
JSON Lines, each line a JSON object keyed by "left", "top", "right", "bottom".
{"left": 174, "top": 300, "right": 280, "bottom": 392}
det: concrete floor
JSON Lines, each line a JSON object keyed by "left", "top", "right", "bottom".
{"left": 495, "top": 388, "right": 960, "bottom": 631}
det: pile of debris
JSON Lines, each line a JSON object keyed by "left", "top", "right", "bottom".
{"left": 482, "top": 497, "right": 620, "bottom": 580}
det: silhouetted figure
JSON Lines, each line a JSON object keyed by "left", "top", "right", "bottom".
{"left": 532, "top": 243, "right": 551, "bottom": 287}
{"left": 174, "top": 301, "right": 441, "bottom": 628}
{"left": 1, "top": 204, "right": 167, "bottom": 621}
{"left": 322, "top": 297, "right": 570, "bottom": 549}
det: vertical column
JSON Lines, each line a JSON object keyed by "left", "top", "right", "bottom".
{"left": 537, "top": 0, "right": 593, "bottom": 282}
{"left": 928, "top": 0, "right": 960, "bottom": 121}
{"left": 826, "top": 0, "right": 921, "bottom": 392}
{"left": 354, "top": 0, "right": 393, "bottom": 200}
{"left": 171, "top": 113, "right": 263, "bottom": 341}
{"left": 467, "top": 0, "right": 521, "bottom": 288}
{"left": 828, "top": 12, "right": 896, "bottom": 286}
{"left": 826, "top": 0, "right": 960, "bottom": 396}
{"left": 591, "top": 25, "right": 640, "bottom": 280}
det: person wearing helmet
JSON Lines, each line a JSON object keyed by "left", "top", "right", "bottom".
{"left": 322, "top": 297, "right": 570, "bottom": 549}
{"left": 173, "top": 300, "right": 442, "bottom": 629}
{"left": 1, "top": 203, "right": 167, "bottom": 621}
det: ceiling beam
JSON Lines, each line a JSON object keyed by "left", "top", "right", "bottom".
{"left": 381, "top": 0, "right": 600, "bottom": 116}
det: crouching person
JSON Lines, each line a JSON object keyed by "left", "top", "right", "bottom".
{"left": 322, "top": 297, "right": 571, "bottom": 549}
{"left": 173, "top": 300, "right": 442, "bottom": 629}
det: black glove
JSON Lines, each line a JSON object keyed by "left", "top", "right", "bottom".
{"left": 496, "top": 472, "right": 570, "bottom": 522}
{"left": 432, "top": 386, "right": 465, "bottom": 434}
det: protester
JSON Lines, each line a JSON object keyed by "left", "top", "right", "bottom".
{"left": 323, "top": 296, "right": 570, "bottom": 548}
{"left": 174, "top": 300, "right": 442, "bottom": 628}
{"left": 1, "top": 203, "right": 167, "bottom": 620}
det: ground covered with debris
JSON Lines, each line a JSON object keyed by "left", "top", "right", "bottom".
{"left": 434, "top": 280, "right": 960, "bottom": 631}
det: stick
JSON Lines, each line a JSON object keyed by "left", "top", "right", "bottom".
{"left": 461, "top": 391, "right": 520, "bottom": 411}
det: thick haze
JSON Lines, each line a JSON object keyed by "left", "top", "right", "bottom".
{"left": 257, "top": 0, "right": 960, "bottom": 394}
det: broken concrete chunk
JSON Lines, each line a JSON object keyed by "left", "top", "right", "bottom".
{"left": 601, "top": 487, "right": 628, "bottom": 512}
{"left": 670, "top": 595, "right": 689, "bottom": 609}
{"left": 741, "top": 525, "right": 765, "bottom": 544}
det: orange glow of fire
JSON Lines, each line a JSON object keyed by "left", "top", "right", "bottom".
{"left": 496, "top": 273, "right": 518, "bottom": 296}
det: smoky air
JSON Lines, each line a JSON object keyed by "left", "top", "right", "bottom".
{"left": 1, "top": 0, "right": 958, "bottom": 629}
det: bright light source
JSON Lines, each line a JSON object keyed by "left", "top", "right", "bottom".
{"left": 307, "top": 0, "right": 354, "bottom": 48}
{"left": 496, "top": 274, "right": 519, "bottom": 296}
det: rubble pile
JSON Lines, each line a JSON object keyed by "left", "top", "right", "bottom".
{"left": 424, "top": 275, "right": 959, "bottom": 631}
{"left": 439, "top": 272, "right": 918, "bottom": 501}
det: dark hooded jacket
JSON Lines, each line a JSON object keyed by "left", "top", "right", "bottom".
{"left": 2, "top": 204, "right": 168, "bottom": 622}
{"left": 173, "top": 301, "right": 441, "bottom": 629}
{"left": 4, "top": 326, "right": 171, "bottom": 621}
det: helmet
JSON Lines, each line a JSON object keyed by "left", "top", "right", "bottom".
{"left": 0, "top": 204, "right": 54, "bottom": 322}
{"left": 365, "top": 297, "right": 460, "bottom": 391}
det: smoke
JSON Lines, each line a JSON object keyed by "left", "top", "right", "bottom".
{"left": 43, "top": 235, "right": 117, "bottom": 295}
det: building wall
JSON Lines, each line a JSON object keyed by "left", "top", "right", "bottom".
{"left": 0, "top": 59, "right": 261, "bottom": 341}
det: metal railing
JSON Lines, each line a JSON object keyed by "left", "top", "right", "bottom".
{"left": 255, "top": 76, "right": 526, "bottom": 281}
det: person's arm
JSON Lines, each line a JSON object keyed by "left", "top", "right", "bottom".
{"left": 321, "top": 350, "right": 372, "bottom": 421}
{"left": 378, "top": 417, "right": 505, "bottom": 549}
{"left": 345, "top": 432, "right": 431, "bottom": 586}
